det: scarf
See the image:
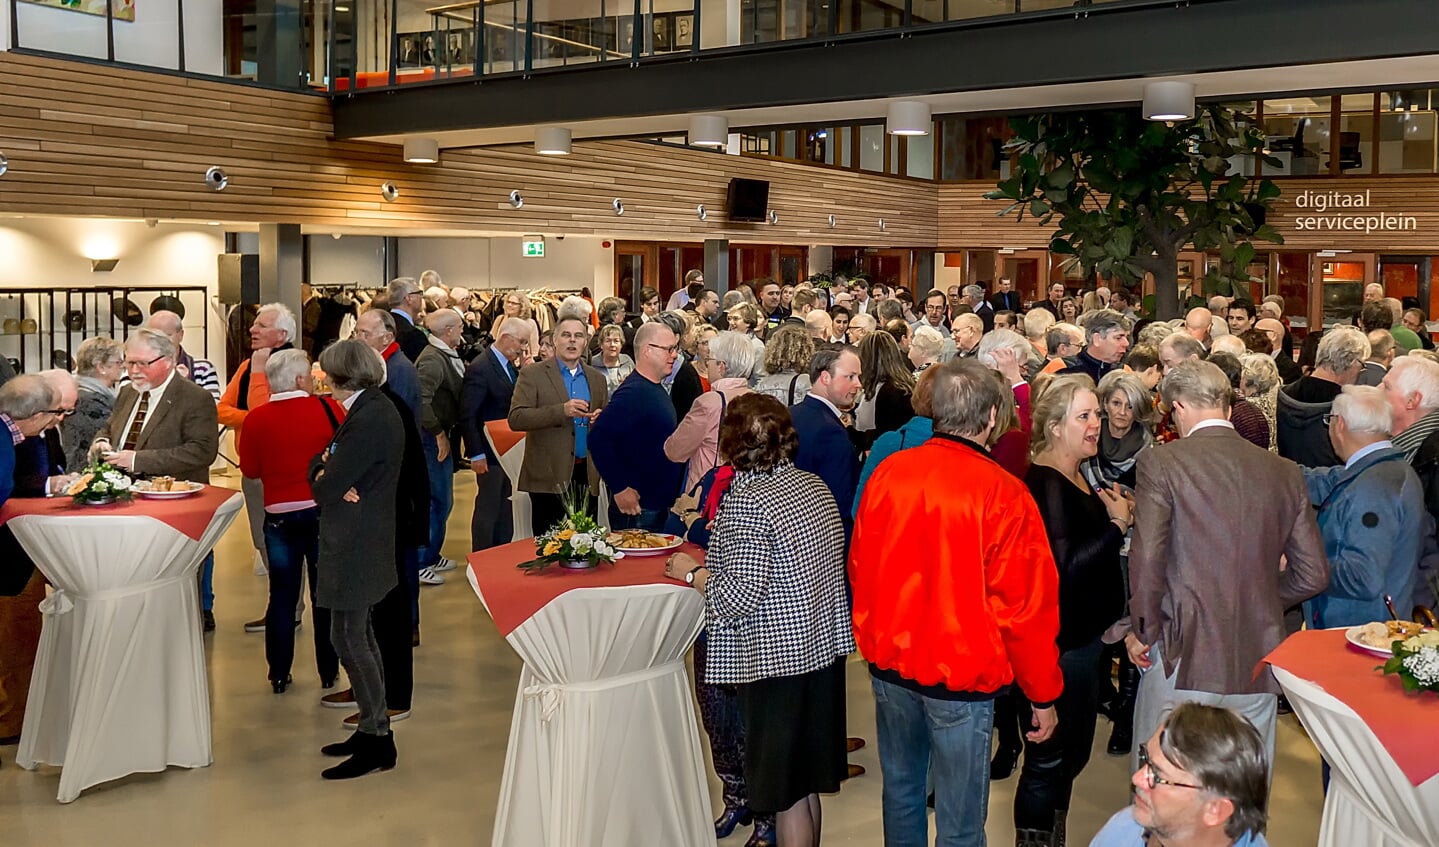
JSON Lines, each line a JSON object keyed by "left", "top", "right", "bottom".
{"left": 1095, "top": 424, "right": 1149, "bottom": 480}
{"left": 381, "top": 341, "right": 401, "bottom": 361}
{"left": 237, "top": 341, "right": 294, "bottom": 411}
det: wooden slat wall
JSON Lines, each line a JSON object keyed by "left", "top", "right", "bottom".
{"left": 939, "top": 177, "right": 1439, "bottom": 251}
{"left": 0, "top": 52, "right": 938, "bottom": 246}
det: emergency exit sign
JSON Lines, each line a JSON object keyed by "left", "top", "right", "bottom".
{"left": 522, "top": 236, "right": 545, "bottom": 258}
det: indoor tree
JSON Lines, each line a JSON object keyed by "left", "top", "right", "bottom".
{"left": 985, "top": 104, "right": 1284, "bottom": 319}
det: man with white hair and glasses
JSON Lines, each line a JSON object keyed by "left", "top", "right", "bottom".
{"left": 1383, "top": 355, "right": 1439, "bottom": 611}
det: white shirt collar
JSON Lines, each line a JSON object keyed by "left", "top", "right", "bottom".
{"left": 808, "top": 392, "right": 844, "bottom": 421}
{"left": 140, "top": 368, "right": 177, "bottom": 402}
{"left": 341, "top": 389, "right": 363, "bottom": 411}
{"left": 1346, "top": 440, "right": 1393, "bottom": 468}
{"left": 1186, "top": 418, "right": 1235, "bottom": 436}
{"left": 269, "top": 390, "right": 309, "bottom": 402}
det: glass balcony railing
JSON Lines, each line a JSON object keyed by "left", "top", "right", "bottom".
{"left": 3, "top": 0, "right": 1154, "bottom": 93}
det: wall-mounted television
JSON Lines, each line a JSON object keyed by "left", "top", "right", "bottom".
{"left": 726, "top": 178, "right": 770, "bottom": 223}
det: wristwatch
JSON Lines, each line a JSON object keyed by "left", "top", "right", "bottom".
{"left": 684, "top": 566, "right": 704, "bottom": 585}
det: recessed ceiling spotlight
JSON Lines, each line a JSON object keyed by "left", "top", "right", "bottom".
{"left": 1142, "top": 81, "right": 1196, "bottom": 121}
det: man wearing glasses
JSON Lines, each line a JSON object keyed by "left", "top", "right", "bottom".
{"left": 1091, "top": 702, "right": 1271, "bottom": 847}
{"left": 388, "top": 277, "right": 431, "bottom": 363}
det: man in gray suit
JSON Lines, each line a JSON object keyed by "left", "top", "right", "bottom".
{"left": 1125, "top": 360, "right": 1328, "bottom": 773}
{"left": 91, "top": 329, "right": 219, "bottom": 484}
{"left": 415, "top": 309, "right": 466, "bottom": 584}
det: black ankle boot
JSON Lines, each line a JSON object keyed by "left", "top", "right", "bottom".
{"left": 321, "top": 730, "right": 363, "bottom": 758}
{"left": 321, "top": 731, "right": 396, "bottom": 779}
{"left": 1015, "top": 828, "right": 1052, "bottom": 847}
{"left": 1052, "top": 810, "right": 1068, "bottom": 847}
{"left": 1107, "top": 656, "right": 1142, "bottom": 756}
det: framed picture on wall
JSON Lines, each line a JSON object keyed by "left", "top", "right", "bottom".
{"left": 652, "top": 14, "right": 671, "bottom": 52}
{"left": 397, "top": 34, "right": 422, "bottom": 69}
{"left": 617, "top": 15, "right": 636, "bottom": 56}
{"left": 674, "top": 13, "right": 693, "bottom": 48}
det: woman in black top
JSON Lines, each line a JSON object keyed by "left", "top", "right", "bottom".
{"left": 854, "top": 331, "right": 915, "bottom": 450}
{"left": 1013, "top": 375, "right": 1132, "bottom": 847}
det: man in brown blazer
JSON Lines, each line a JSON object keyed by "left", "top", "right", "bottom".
{"left": 91, "top": 328, "right": 219, "bottom": 484}
{"left": 508, "top": 316, "right": 608, "bottom": 534}
{"left": 1126, "top": 360, "right": 1328, "bottom": 774}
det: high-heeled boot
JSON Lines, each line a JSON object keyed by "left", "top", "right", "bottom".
{"left": 1052, "top": 811, "right": 1068, "bottom": 847}
{"left": 1106, "top": 655, "right": 1142, "bottom": 756}
{"left": 745, "top": 817, "right": 777, "bottom": 847}
{"left": 714, "top": 805, "right": 752, "bottom": 839}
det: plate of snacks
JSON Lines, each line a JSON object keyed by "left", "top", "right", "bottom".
{"left": 133, "top": 476, "right": 204, "bottom": 499}
{"left": 1346, "top": 620, "right": 1430, "bottom": 657}
{"left": 604, "top": 529, "right": 682, "bottom": 555}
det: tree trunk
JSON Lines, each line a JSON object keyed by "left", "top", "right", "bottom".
{"left": 1151, "top": 242, "right": 1182, "bottom": 320}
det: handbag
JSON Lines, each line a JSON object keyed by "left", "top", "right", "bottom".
{"left": 666, "top": 392, "right": 732, "bottom": 547}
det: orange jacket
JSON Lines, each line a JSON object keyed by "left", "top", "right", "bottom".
{"left": 850, "top": 435, "right": 1064, "bottom": 704}
{"left": 217, "top": 359, "right": 272, "bottom": 450}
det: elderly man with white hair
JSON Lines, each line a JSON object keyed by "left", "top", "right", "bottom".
{"left": 1302, "top": 385, "right": 1428, "bottom": 630}
{"left": 909, "top": 326, "right": 946, "bottom": 374}
{"left": 804, "top": 309, "right": 834, "bottom": 347}
{"left": 1385, "top": 355, "right": 1439, "bottom": 460}
{"left": 220, "top": 302, "right": 299, "bottom": 633}
{"left": 415, "top": 308, "right": 468, "bottom": 584}
{"left": 961, "top": 284, "right": 995, "bottom": 333}
{"left": 145, "top": 310, "right": 220, "bottom": 401}
{"left": 1024, "top": 308, "right": 1056, "bottom": 359}
{"left": 1278, "top": 326, "right": 1370, "bottom": 468}
{"left": 950, "top": 312, "right": 983, "bottom": 359}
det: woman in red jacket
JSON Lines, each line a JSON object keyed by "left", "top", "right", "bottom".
{"left": 238, "top": 349, "right": 345, "bottom": 694}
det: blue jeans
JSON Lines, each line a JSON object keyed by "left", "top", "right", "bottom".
{"left": 199, "top": 553, "right": 214, "bottom": 612}
{"left": 419, "top": 434, "right": 454, "bottom": 568}
{"left": 872, "top": 676, "right": 995, "bottom": 847}
{"left": 607, "top": 505, "right": 669, "bottom": 533}
{"left": 262, "top": 507, "right": 338, "bottom": 684}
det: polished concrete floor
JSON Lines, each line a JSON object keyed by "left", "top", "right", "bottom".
{"left": 0, "top": 471, "right": 1325, "bottom": 847}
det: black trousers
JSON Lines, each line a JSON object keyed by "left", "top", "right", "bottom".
{"left": 529, "top": 461, "right": 596, "bottom": 534}
{"left": 1013, "top": 638, "right": 1105, "bottom": 831}
{"left": 471, "top": 465, "right": 515, "bottom": 552}
{"left": 370, "top": 544, "right": 414, "bottom": 711}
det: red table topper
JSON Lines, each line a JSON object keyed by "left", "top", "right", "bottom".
{"left": 1264, "top": 628, "right": 1439, "bottom": 786}
{"left": 468, "top": 539, "right": 704, "bottom": 638}
{"left": 0, "top": 485, "right": 239, "bottom": 542}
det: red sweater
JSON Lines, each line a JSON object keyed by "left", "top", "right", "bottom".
{"left": 237, "top": 394, "right": 345, "bottom": 508}
{"left": 850, "top": 435, "right": 1063, "bottom": 705}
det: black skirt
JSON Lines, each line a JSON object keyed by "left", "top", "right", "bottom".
{"left": 736, "top": 658, "right": 848, "bottom": 814}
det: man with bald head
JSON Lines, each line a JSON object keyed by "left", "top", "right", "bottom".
{"left": 144, "top": 310, "right": 220, "bottom": 401}
{"left": 589, "top": 321, "right": 685, "bottom": 531}
{"left": 414, "top": 308, "right": 468, "bottom": 583}
{"left": 1184, "top": 307, "right": 1213, "bottom": 350}
{"left": 1256, "top": 318, "right": 1301, "bottom": 384}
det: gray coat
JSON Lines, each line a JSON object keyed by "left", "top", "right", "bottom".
{"left": 309, "top": 389, "right": 402, "bottom": 610}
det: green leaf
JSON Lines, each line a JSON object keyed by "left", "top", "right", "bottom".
{"left": 1030, "top": 199, "right": 1049, "bottom": 218}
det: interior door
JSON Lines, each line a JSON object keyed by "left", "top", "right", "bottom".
{"left": 614, "top": 241, "right": 659, "bottom": 309}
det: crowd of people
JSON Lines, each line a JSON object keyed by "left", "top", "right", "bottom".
{"left": 3, "top": 268, "right": 1439, "bottom": 843}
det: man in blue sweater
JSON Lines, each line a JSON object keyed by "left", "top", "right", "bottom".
{"left": 791, "top": 347, "right": 864, "bottom": 538}
{"left": 589, "top": 322, "right": 684, "bottom": 531}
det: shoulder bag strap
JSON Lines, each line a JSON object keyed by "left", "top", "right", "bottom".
{"left": 317, "top": 395, "right": 341, "bottom": 433}
{"left": 787, "top": 373, "right": 802, "bottom": 405}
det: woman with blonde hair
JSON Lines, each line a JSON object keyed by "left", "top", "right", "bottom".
{"left": 753, "top": 325, "right": 815, "bottom": 405}
{"left": 854, "top": 331, "right": 916, "bottom": 447}
{"left": 909, "top": 326, "right": 945, "bottom": 375}
{"left": 1239, "top": 352, "right": 1282, "bottom": 454}
{"left": 491, "top": 291, "right": 533, "bottom": 341}
{"left": 1012, "top": 374, "right": 1130, "bottom": 846}
{"left": 590, "top": 324, "right": 634, "bottom": 392}
{"left": 727, "top": 302, "right": 767, "bottom": 358}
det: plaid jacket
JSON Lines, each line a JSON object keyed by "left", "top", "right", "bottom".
{"left": 702, "top": 462, "right": 855, "bottom": 685}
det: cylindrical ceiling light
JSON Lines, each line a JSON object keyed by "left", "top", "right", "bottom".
{"left": 886, "top": 101, "right": 931, "bottom": 136}
{"left": 403, "top": 138, "right": 439, "bottom": 163}
{"left": 1142, "top": 81, "right": 1196, "bottom": 121}
{"left": 535, "top": 126, "right": 572, "bottom": 156}
{"left": 689, "top": 115, "right": 728, "bottom": 148}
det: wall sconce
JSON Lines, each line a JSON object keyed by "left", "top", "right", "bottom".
{"left": 0, "top": 153, "right": 8, "bottom": 177}
{"left": 403, "top": 138, "right": 440, "bottom": 163}
{"left": 535, "top": 127, "right": 572, "bottom": 156}
{"left": 768, "top": 210, "right": 779, "bottom": 225}
{"left": 1142, "top": 81, "right": 1196, "bottom": 121}
{"left": 886, "top": 101, "right": 931, "bottom": 136}
{"left": 828, "top": 215, "right": 837, "bottom": 229}
{"left": 90, "top": 259, "right": 119, "bottom": 272}
{"left": 878, "top": 219, "right": 887, "bottom": 231}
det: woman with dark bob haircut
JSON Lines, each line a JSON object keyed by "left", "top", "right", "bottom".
{"left": 665, "top": 394, "right": 855, "bottom": 846}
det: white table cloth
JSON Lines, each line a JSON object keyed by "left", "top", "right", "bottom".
{"left": 12, "top": 493, "right": 243, "bottom": 802}
{"left": 1272, "top": 667, "right": 1439, "bottom": 847}
{"left": 469, "top": 571, "right": 715, "bottom": 847}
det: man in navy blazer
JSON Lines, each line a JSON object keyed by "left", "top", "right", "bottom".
{"left": 461, "top": 319, "right": 533, "bottom": 550}
{"left": 790, "top": 347, "right": 864, "bottom": 538}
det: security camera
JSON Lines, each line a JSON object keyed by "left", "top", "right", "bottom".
{"left": 204, "top": 166, "right": 229, "bottom": 191}
{"left": 381, "top": 182, "right": 400, "bottom": 203}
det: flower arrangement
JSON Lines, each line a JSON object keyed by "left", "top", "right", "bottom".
{"left": 1381, "top": 629, "right": 1439, "bottom": 695}
{"left": 65, "top": 462, "right": 134, "bottom": 505}
{"left": 518, "top": 487, "right": 624, "bottom": 572}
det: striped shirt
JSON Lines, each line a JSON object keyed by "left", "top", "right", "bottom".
{"left": 1393, "top": 409, "right": 1439, "bottom": 461}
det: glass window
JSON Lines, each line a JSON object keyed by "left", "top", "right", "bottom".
{"left": 1379, "top": 89, "right": 1439, "bottom": 174}
{"left": 859, "top": 124, "right": 884, "bottom": 172}
{"left": 938, "top": 116, "right": 1007, "bottom": 180}
{"left": 1337, "top": 93, "right": 1376, "bottom": 175}
{"left": 906, "top": 131, "right": 934, "bottom": 179}
{"left": 779, "top": 130, "right": 798, "bottom": 159}
{"left": 805, "top": 128, "right": 829, "bottom": 163}
{"left": 741, "top": 131, "right": 775, "bottom": 156}
{"left": 836, "top": 126, "right": 853, "bottom": 169}
{"left": 889, "top": 133, "right": 902, "bottom": 175}
{"left": 1262, "top": 96, "right": 1331, "bottom": 176}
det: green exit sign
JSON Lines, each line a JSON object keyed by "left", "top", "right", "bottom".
{"left": 522, "top": 236, "right": 545, "bottom": 258}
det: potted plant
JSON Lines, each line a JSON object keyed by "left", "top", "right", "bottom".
{"left": 518, "top": 487, "right": 625, "bottom": 572}
{"left": 65, "top": 462, "right": 135, "bottom": 506}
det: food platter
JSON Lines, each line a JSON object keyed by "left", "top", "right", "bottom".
{"left": 133, "top": 480, "right": 204, "bottom": 499}
{"left": 1345, "top": 621, "right": 1428, "bottom": 657}
{"left": 605, "top": 530, "right": 682, "bottom": 556}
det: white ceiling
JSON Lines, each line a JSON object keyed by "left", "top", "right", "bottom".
{"left": 354, "top": 54, "right": 1439, "bottom": 150}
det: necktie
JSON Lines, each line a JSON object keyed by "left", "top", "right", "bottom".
{"left": 506, "top": 360, "right": 517, "bottom": 383}
{"left": 123, "top": 392, "right": 150, "bottom": 451}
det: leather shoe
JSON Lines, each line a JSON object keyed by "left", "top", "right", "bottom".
{"left": 271, "top": 675, "right": 293, "bottom": 694}
{"left": 844, "top": 763, "right": 865, "bottom": 780}
{"left": 321, "top": 731, "right": 396, "bottom": 780}
{"left": 714, "top": 805, "right": 752, "bottom": 839}
{"left": 745, "top": 819, "right": 777, "bottom": 847}
{"left": 201, "top": 610, "right": 216, "bottom": 632}
{"left": 990, "top": 746, "right": 1020, "bottom": 780}
{"left": 322, "top": 731, "right": 363, "bottom": 757}
{"left": 846, "top": 736, "right": 866, "bottom": 753}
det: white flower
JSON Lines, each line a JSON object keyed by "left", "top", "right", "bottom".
{"left": 594, "top": 542, "right": 612, "bottom": 557}
{"left": 109, "top": 476, "right": 132, "bottom": 491}
{"left": 1402, "top": 645, "right": 1439, "bottom": 687}
{"left": 92, "top": 481, "right": 110, "bottom": 493}
{"left": 571, "top": 532, "right": 593, "bottom": 549}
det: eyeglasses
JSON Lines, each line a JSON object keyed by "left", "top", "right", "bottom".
{"left": 1136, "top": 745, "right": 1205, "bottom": 792}
{"left": 123, "top": 355, "right": 164, "bottom": 369}
{"left": 647, "top": 343, "right": 679, "bottom": 355}
{"left": 44, "top": 408, "right": 76, "bottom": 417}
{"left": 1322, "top": 413, "right": 1335, "bottom": 427}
